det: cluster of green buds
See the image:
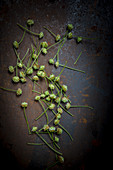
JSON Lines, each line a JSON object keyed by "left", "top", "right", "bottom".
{"left": 67, "top": 24, "right": 73, "bottom": 31}
{"left": 13, "top": 41, "right": 19, "bottom": 49}
{"left": 37, "top": 70, "right": 46, "bottom": 78}
{"left": 17, "top": 62, "right": 23, "bottom": 68}
{"left": 16, "top": 88, "right": 22, "bottom": 96}
{"left": 32, "top": 75, "right": 39, "bottom": 81}
{"left": 26, "top": 67, "right": 33, "bottom": 75}
{"left": 41, "top": 48, "right": 47, "bottom": 54}
{"left": 21, "top": 102, "right": 28, "bottom": 108}
{"left": 77, "top": 37, "right": 82, "bottom": 43}
{"left": 27, "top": 19, "right": 34, "bottom": 26}
{"left": 9, "top": 66, "right": 14, "bottom": 73}
{"left": 67, "top": 32, "right": 73, "bottom": 39}
{"left": 39, "top": 32, "right": 44, "bottom": 39}
{"left": 48, "top": 58, "right": 54, "bottom": 65}
{"left": 33, "top": 63, "right": 39, "bottom": 70}
{"left": 55, "top": 61, "right": 59, "bottom": 68}
{"left": 12, "top": 76, "right": 20, "bottom": 83}
{"left": 56, "top": 34, "right": 61, "bottom": 42}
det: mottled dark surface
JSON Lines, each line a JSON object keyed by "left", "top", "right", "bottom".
{"left": 0, "top": 0, "right": 113, "bottom": 169}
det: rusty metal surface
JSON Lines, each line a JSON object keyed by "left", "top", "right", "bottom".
{"left": 0, "top": 0, "right": 113, "bottom": 169}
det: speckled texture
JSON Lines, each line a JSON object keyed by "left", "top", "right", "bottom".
{"left": 0, "top": 0, "right": 113, "bottom": 169}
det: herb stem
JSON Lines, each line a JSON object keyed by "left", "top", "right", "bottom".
{"left": 0, "top": 86, "right": 16, "bottom": 92}
{"left": 18, "top": 26, "right": 26, "bottom": 45}
{"left": 23, "top": 107, "right": 31, "bottom": 134}
{"left": 59, "top": 103, "right": 74, "bottom": 117}
{"left": 70, "top": 105, "right": 93, "bottom": 109}
{"left": 43, "top": 26, "right": 56, "bottom": 38}
{"left": 38, "top": 100, "right": 49, "bottom": 124}
{"left": 59, "top": 64, "right": 85, "bottom": 73}
{"left": 74, "top": 51, "right": 82, "bottom": 65}
{"left": 58, "top": 61, "right": 67, "bottom": 77}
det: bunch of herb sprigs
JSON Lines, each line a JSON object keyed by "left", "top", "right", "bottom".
{"left": 0, "top": 19, "right": 94, "bottom": 169}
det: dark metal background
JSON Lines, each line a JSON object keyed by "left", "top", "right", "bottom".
{"left": 0, "top": 0, "right": 113, "bottom": 169}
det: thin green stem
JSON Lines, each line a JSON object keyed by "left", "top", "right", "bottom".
{"left": 74, "top": 51, "right": 82, "bottom": 65}
{"left": 18, "top": 26, "right": 26, "bottom": 45}
{"left": 31, "top": 50, "right": 41, "bottom": 68}
{"left": 47, "top": 130, "right": 60, "bottom": 149}
{"left": 48, "top": 116, "right": 56, "bottom": 125}
{"left": 0, "top": 86, "right": 16, "bottom": 92}
{"left": 23, "top": 107, "right": 31, "bottom": 134}
{"left": 70, "top": 105, "right": 93, "bottom": 109}
{"left": 16, "top": 59, "right": 18, "bottom": 76}
{"left": 46, "top": 161, "right": 59, "bottom": 170}
{"left": 59, "top": 103, "right": 74, "bottom": 116}
{"left": 14, "top": 49, "right": 27, "bottom": 69}
{"left": 35, "top": 131, "right": 62, "bottom": 155}
{"left": 58, "top": 61, "right": 67, "bottom": 77}
{"left": 35, "top": 106, "right": 49, "bottom": 121}
{"left": 73, "top": 35, "right": 97, "bottom": 40}
{"left": 27, "top": 142, "right": 52, "bottom": 146}
{"left": 59, "top": 64, "right": 85, "bottom": 73}
{"left": 39, "top": 100, "right": 49, "bottom": 124}
{"left": 32, "top": 90, "right": 41, "bottom": 95}
{"left": 43, "top": 26, "right": 56, "bottom": 38}
{"left": 17, "top": 23, "right": 39, "bottom": 36}
{"left": 21, "top": 48, "right": 30, "bottom": 62}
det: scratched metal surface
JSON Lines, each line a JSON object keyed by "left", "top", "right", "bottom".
{"left": 0, "top": 0, "right": 113, "bottom": 169}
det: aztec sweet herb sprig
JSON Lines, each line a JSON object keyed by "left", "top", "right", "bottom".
{"left": 0, "top": 19, "right": 95, "bottom": 169}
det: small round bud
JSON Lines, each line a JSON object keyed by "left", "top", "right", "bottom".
{"left": 8, "top": 66, "right": 14, "bottom": 73}
{"left": 55, "top": 97, "right": 61, "bottom": 103}
{"left": 27, "top": 19, "right": 34, "bottom": 26}
{"left": 44, "top": 91, "right": 49, "bottom": 96}
{"left": 17, "top": 62, "right": 23, "bottom": 68}
{"left": 33, "top": 63, "right": 39, "bottom": 70}
{"left": 16, "top": 88, "right": 22, "bottom": 96}
{"left": 37, "top": 71, "right": 46, "bottom": 78}
{"left": 19, "top": 71, "right": 25, "bottom": 78}
{"left": 62, "top": 85, "right": 68, "bottom": 92}
{"left": 32, "top": 54, "right": 37, "bottom": 59}
{"left": 55, "top": 136, "right": 59, "bottom": 143}
{"left": 54, "top": 118, "right": 60, "bottom": 126}
{"left": 48, "top": 58, "right": 54, "bottom": 65}
{"left": 41, "top": 41, "right": 48, "bottom": 48}
{"left": 49, "top": 84, "right": 55, "bottom": 90}
{"left": 57, "top": 107, "right": 63, "bottom": 114}
{"left": 56, "top": 113, "right": 61, "bottom": 119}
{"left": 49, "top": 103, "right": 55, "bottom": 110}
{"left": 56, "top": 34, "right": 61, "bottom": 42}
{"left": 40, "top": 94, "right": 46, "bottom": 98}
{"left": 31, "top": 126, "right": 38, "bottom": 132}
{"left": 62, "top": 97, "right": 68, "bottom": 103}
{"left": 26, "top": 68, "right": 33, "bottom": 75}
{"left": 49, "top": 74, "right": 55, "bottom": 80}
{"left": 43, "top": 125, "right": 49, "bottom": 131}
{"left": 77, "top": 37, "right": 82, "bottom": 43}
{"left": 39, "top": 65, "right": 45, "bottom": 71}
{"left": 35, "top": 96, "right": 40, "bottom": 101}
{"left": 55, "top": 61, "right": 59, "bottom": 68}
{"left": 39, "top": 32, "right": 44, "bottom": 39}
{"left": 67, "top": 32, "right": 73, "bottom": 39}
{"left": 67, "top": 24, "right": 73, "bottom": 31}
{"left": 46, "top": 96, "right": 51, "bottom": 101}
{"left": 49, "top": 126, "right": 56, "bottom": 132}
{"left": 33, "top": 75, "right": 39, "bottom": 81}
{"left": 65, "top": 102, "right": 71, "bottom": 110}
{"left": 13, "top": 41, "right": 19, "bottom": 49}
{"left": 57, "top": 128, "right": 63, "bottom": 135}
{"left": 21, "top": 102, "right": 28, "bottom": 108}
{"left": 41, "top": 48, "right": 47, "bottom": 54}
{"left": 20, "top": 77, "right": 27, "bottom": 83}
{"left": 54, "top": 76, "right": 60, "bottom": 82}
{"left": 58, "top": 156, "right": 64, "bottom": 163}
{"left": 50, "top": 94, "right": 56, "bottom": 100}
{"left": 12, "top": 76, "right": 19, "bottom": 83}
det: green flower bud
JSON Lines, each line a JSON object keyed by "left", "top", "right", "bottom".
{"left": 27, "top": 19, "right": 34, "bottom": 26}
{"left": 49, "top": 74, "right": 55, "bottom": 80}
{"left": 58, "top": 156, "right": 64, "bottom": 163}
{"left": 16, "top": 88, "right": 22, "bottom": 96}
{"left": 17, "top": 62, "right": 23, "bottom": 68}
{"left": 62, "top": 97, "right": 68, "bottom": 103}
{"left": 62, "top": 85, "right": 68, "bottom": 92}
{"left": 39, "top": 65, "right": 45, "bottom": 71}
{"left": 19, "top": 71, "right": 25, "bottom": 78}
{"left": 46, "top": 96, "right": 51, "bottom": 101}
{"left": 56, "top": 34, "right": 61, "bottom": 42}
{"left": 40, "top": 94, "right": 46, "bottom": 98}
{"left": 41, "top": 41, "right": 48, "bottom": 48}
{"left": 20, "top": 77, "right": 27, "bottom": 83}
{"left": 37, "top": 71, "right": 46, "bottom": 78}
{"left": 55, "top": 61, "right": 59, "bottom": 68}
{"left": 39, "top": 32, "right": 44, "bottom": 39}
{"left": 50, "top": 94, "right": 56, "bottom": 99}
{"left": 67, "top": 32, "right": 73, "bottom": 39}
{"left": 49, "top": 103, "right": 55, "bottom": 110}
{"left": 31, "top": 126, "right": 38, "bottom": 132}
{"left": 12, "top": 76, "right": 19, "bottom": 83}
{"left": 35, "top": 95, "right": 40, "bottom": 101}
{"left": 49, "top": 126, "right": 56, "bottom": 132}
{"left": 44, "top": 90, "right": 49, "bottom": 96}
{"left": 56, "top": 113, "right": 61, "bottom": 119}
{"left": 41, "top": 48, "right": 47, "bottom": 54}
{"left": 48, "top": 58, "right": 54, "bottom": 65}
{"left": 26, "top": 68, "right": 33, "bottom": 75}
{"left": 13, "top": 41, "right": 19, "bottom": 49}
{"left": 32, "top": 53, "right": 37, "bottom": 59}
{"left": 54, "top": 76, "right": 60, "bottom": 82}
{"left": 43, "top": 124, "right": 49, "bottom": 131}
{"left": 49, "top": 84, "right": 55, "bottom": 90}
{"left": 54, "top": 119, "right": 60, "bottom": 125}
{"left": 77, "top": 37, "right": 82, "bottom": 43}
{"left": 55, "top": 136, "right": 59, "bottom": 143}
{"left": 21, "top": 102, "right": 28, "bottom": 108}
{"left": 67, "top": 24, "right": 73, "bottom": 31}
{"left": 65, "top": 102, "right": 71, "bottom": 110}
{"left": 55, "top": 97, "right": 61, "bottom": 103}
{"left": 33, "top": 75, "right": 39, "bottom": 81}
{"left": 8, "top": 66, "right": 14, "bottom": 73}
{"left": 57, "top": 127, "right": 63, "bottom": 135}
{"left": 57, "top": 107, "right": 63, "bottom": 114}
{"left": 33, "top": 63, "right": 39, "bottom": 70}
